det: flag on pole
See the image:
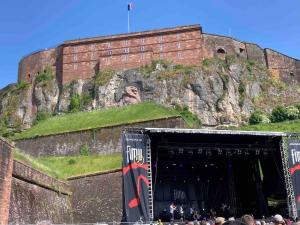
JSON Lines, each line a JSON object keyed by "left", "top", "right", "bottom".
{"left": 128, "top": 3, "right": 134, "bottom": 11}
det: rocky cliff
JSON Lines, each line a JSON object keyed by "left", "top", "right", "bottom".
{"left": 1, "top": 56, "right": 299, "bottom": 135}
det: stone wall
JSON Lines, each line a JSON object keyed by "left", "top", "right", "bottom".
{"left": 15, "top": 116, "right": 185, "bottom": 157}
{"left": 265, "top": 48, "right": 299, "bottom": 83}
{"left": 9, "top": 161, "right": 73, "bottom": 224}
{"left": 202, "top": 34, "right": 247, "bottom": 59}
{"left": 69, "top": 170, "right": 123, "bottom": 223}
{"left": 0, "top": 138, "right": 14, "bottom": 225}
{"left": 245, "top": 43, "right": 267, "bottom": 66}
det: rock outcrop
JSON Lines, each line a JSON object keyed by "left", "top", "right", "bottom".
{"left": 1, "top": 56, "right": 300, "bottom": 134}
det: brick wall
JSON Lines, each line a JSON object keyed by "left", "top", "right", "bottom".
{"left": 61, "top": 25, "right": 203, "bottom": 84}
{"left": 0, "top": 138, "right": 14, "bottom": 225}
{"left": 18, "top": 48, "right": 58, "bottom": 83}
{"left": 15, "top": 116, "right": 185, "bottom": 157}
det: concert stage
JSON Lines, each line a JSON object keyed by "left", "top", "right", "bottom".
{"left": 122, "top": 129, "right": 300, "bottom": 223}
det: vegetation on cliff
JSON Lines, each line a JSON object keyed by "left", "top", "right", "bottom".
{"left": 241, "top": 119, "right": 300, "bottom": 133}
{"left": 13, "top": 102, "right": 183, "bottom": 140}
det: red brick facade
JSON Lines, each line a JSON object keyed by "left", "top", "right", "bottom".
{"left": 61, "top": 25, "right": 203, "bottom": 84}
{"left": 18, "top": 24, "right": 300, "bottom": 85}
{"left": 0, "top": 138, "right": 13, "bottom": 225}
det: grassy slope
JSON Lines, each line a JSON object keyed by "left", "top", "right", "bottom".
{"left": 14, "top": 149, "right": 122, "bottom": 180}
{"left": 240, "top": 119, "right": 300, "bottom": 133}
{"left": 13, "top": 102, "right": 179, "bottom": 140}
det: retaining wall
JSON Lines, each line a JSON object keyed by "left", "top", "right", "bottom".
{"left": 15, "top": 116, "right": 185, "bottom": 157}
{"left": 9, "top": 161, "right": 73, "bottom": 224}
{"left": 69, "top": 170, "right": 123, "bottom": 223}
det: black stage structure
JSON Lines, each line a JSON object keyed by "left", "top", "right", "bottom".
{"left": 122, "top": 128, "right": 300, "bottom": 223}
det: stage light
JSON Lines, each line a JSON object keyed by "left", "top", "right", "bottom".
{"left": 255, "top": 150, "right": 260, "bottom": 155}
{"left": 192, "top": 166, "right": 194, "bottom": 169}
{"left": 245, "top": 150, "right": 250, "bottom": 156}
{"left": 197, "top": 148, "right": 203, "bottom": 154}
{"left": 197, "top": 177, "right": 200, "bottom": 181}
{"left": 205, "top": 164, "right": 208, "bottom": 167}
{"left": 172, "top": 163, "right": 177, "bottom": 166}
{"left": 206, "top": 150, "right": 212, "bottom": 156}
{"left": 179, "top": 148, "right": 184, "bottom": 154}
{"left": 166, "top": 166, "right": 169, "bottom": 169}
{"left": 218, "top": 149, "right": 222, "bottom": 155}
{"left": 226, "top": 151, "right": 232, "bottom": 156}
{"left": 237, "top": 150, "right": 242, "bottom": 155}
{"left": 210, "top": 163, "right": 214, "bottom": 166}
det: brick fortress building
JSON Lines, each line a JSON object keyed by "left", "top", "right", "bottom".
{"left": 18, "top": 24, "right": 300, "bottom": 85}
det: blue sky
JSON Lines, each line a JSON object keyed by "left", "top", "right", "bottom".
{"left": 0, "top": 0, "right": 299, "bottom": 88}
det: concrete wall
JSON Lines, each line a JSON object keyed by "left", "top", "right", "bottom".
{"left": 0, "top": 138, "right": 14, "bottom": 225}
{"left": 69, "top": 170, "right": 123, "bottom": 223}
{"left": 9, "top": 161, "right": 73, "bottom": 224}
{"left": 15, "top": 116, "right": 185, "bottom": 157}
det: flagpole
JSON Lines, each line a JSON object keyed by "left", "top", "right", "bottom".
{"left": 128, "top": 9, "right": 130, "bottom": 33}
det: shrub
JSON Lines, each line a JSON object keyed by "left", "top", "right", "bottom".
{"left": 69, "top": 94, "right": 81, "bottom": 112}
{"left": 175, "top": 105, "right": 201, "bottom": 128}
{"left": 68, "top": 159, "right": 76, "bottom": 165}
{"left": 79, "top": 145, "right": 90, "bottom": 156}
{"left": 35, "top": 66, "right": 54, "bottom": 83}
{"left": 249, "top": 110, "right": 270, "bottom": 125}
{"left": 15, "top": 81, "right": 29, "bottom": 91}
{"left": 35, "top": 111, "right": 52, "bottom": 123}
{"left": 270, "top": 106, "right": 289, "bottom": 123}
{"left": 285, "top": 106, "right": 299, "bottom": 120}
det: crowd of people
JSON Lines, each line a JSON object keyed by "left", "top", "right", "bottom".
{"left": 156, "top": 203, "right": 298, "bottom": 225}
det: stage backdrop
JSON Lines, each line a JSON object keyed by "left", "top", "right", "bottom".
{"left": 288, "top": 139, "right": 300, "bottom": 217}
{"left": 122, "top": 133, "right": 150, "bottom": 222}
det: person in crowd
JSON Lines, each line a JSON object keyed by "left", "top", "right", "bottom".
{"left": 215, "top": 217, "right": 226, "bottom": 225}
{"left": 170, "top": 202, "right": 176, "bottom": 222}
{"left": 241, "top": 214, "right": 255, "bottom": 225}
{"left": 273, "top": 214, "right": 286, "bottom": 225}
{"left": 179, "top": 204, "right": 185, "bottom": 221}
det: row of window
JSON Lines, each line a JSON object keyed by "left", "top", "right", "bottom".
{"left": 73, "top": 43, "right": 182, "bottom": 61}
{"left": 73, "top": 34, "right": 183, "bottom": 53}
{"left": 72, "top": 51, "right": 184, "bottom": 69}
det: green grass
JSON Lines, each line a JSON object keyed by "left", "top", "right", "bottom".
{"left": 13, "top": 148, "right": 122, "bottom": 180}
{"left": 13, "top": 148, "right": 62, "bottom": 179}
{"left": 13, "top": 102, "right": 180, "bottom": 140}
{"left": 240, "top": 119, "right": 300, "bottom": 133}
{"left": 36, "top": 153, "right": 122, "bottom": 180}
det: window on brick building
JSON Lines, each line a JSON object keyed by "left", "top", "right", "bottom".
{"left": 140, "top": 46, "right": 145, "bottom": 52}
{"left": 177, "top": 42, "right": 181, "bottom": 49}
{"left": 140, "top": 38, "right": 145, "bottom": 44}
{"left": 177, "top": 52, "right": 182, "bottom": 59}
{"left": 123, "top": 40, "right": 129, "bottom": 46}
{"left": 160, "top": 53, "right": 164, "bottom": 59}
{"left": 177, "top": 33, "right": 181, "bottom": 39}
{"left": 121, "top": 54, "right": 128, "bottom": 62}
{"left": 123, "top": 48, "right": 130, "bottom": 54}
{"left": 140, "top": 53, "right": 145, "bottom": 60}
{"left": 73, "top": 54, "right": 78, "bottom": 61}
{"left": 73, "top": 64, "right": 78, "bottom": 70}
{"left": 105, "top": 57, "right": 111, "bottom": 65}
{"left": 107, "top": 42, "right": 112, "bottom": 48}
{"left": 160, "top": 44, "right": 163, "bottom": 52}
{"left": 108, "top": 50, "right": 112, "bottom": 56}
{"left": 159, "top": 36, "right": 163, "bottom": 43}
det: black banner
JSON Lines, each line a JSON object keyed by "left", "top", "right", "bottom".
{"left": 122, "top": 133, "right": 150, "bottom": 222}
{"left": 288, "top": 139, "right": 300, "bottom": 217}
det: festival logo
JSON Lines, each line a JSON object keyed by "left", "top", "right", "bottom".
{"left": 126, "top": 145, "right": 144, "bottom": 165}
